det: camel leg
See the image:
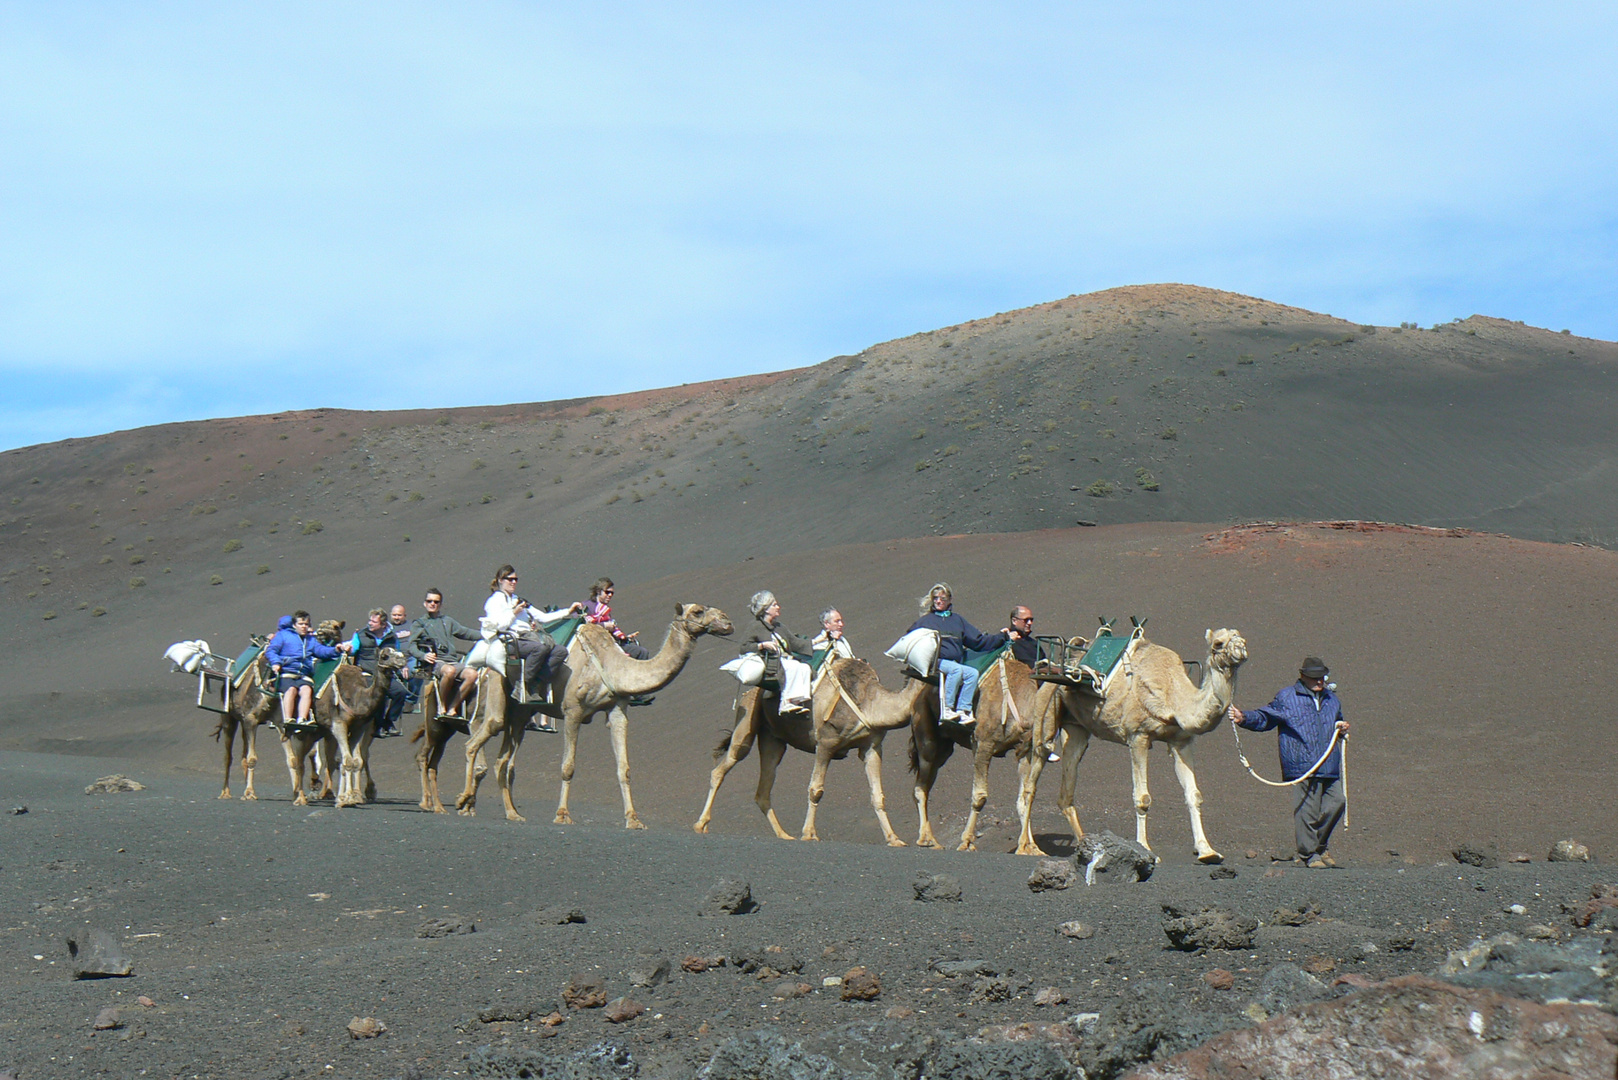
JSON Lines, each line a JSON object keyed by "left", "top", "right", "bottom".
{"left": 912, "top": 738, "right": 949, "bottom": 849}
{"left": 1129, "top": 734, "right": 1154, "bottom": 854}
{"left": 496, "top": 722, "right": 526, "bottom": 823}
{"left": 958, "top": 740, "right": 995, "bottom": 852}
{"left": 752, "top": 732, "right": 794, "bottom": 840}
{"left": 317, "top": 735, "right": 338, "bottom": 801}
{"left": 335, "top": 719, "right": 361, "bottom": 808}
{"left": 283, "top": 736, "right": 309, "bottom": 807}
{"left": 458, "top": 719, "right": 497, "bottom": 817}
{"left": 553, "top": 711, "right": 587, "bottom": 825}
{"left": 1168, "top": 739, "right": 1222, "bottom": 863}
{"left": 1015, "top": 740, "right": 1049, "bottom": 856}
{"left": 695, "top": 695, "right": 758, "bottom": 834}
{"left": 218, "top": 714, "right": 239, "bottom": 799}
{"left": 862, "top": 736, "right": 905, "bottom": 847}
{"left": 242, "top": 719, "right": 260, "bottom": 801}
{"left": 801, "top": 744, "right": 834, "bottom": 842}
{"left": 1056, "top": 726, "right": 1091, "bottom": 845}
{"left": 606, "top": 705, "right": 644, "bottom": 829}
{"left": 416, "top": 683, "right": 439, "bottom": 811}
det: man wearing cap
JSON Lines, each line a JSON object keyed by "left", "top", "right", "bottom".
{"left": 1227, "top": 657, "right": 1351, "bottom": 868}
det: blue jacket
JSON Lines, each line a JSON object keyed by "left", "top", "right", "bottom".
{"left": 906, "top": 609, "right": 1007, "bottom": 665}
{"left": 1237, "top": 681, "right": 1345, "bottom": 781}
{"left": 264, "top": 616, "right": 344, "bottom": 678}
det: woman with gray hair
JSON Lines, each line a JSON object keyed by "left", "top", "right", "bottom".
{"left": 738, "top": 590, "right": 815, "bottom": 712}
{"left": 906, "top": 582, "right": 1009, "bottom": 722}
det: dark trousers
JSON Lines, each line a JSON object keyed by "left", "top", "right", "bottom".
{"left": 379, "top": 676, "right": 408, "bottom": 730}
{"left": 1293, "top": 777, "right": 1345, "bottom": 857}
{"left": 513, "top": 635, "right": 559, "bottom": 692}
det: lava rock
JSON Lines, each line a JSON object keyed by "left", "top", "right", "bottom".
{"left": 1270, "top": 900, "right": 1322, "bottom": 926}
{"left": 1127, "top": 975, "right": 1618, "bottom": 1080}
{"left": 840, "top": 966, "right": 881, "bottom": 1001}
{"left": 562, "top": 973, "right": 608, "bottom": 1010}
{"left": 1027, "top": 858, "right": 1077, "bottom": 892}
{"left": 84, "top": 775, "right": 146, "bottom": 795}
{"left": 1057, "top": 920, "right": 1096, "bottom": 939}
{"left": 1251, "top": 962, "right": 1331, "bottom": 1017}
{"left": 730, "top": 944, "right": 801, "bottom": 975}
{"left": 1033, "top": 986, "right": 1068, "bottom": 1006}
{"left": 1074, "top": 978, "right": 1244, "bottom": 1080}
{"left": 66, "top": 929, "right": 133, "bottom": 979}
{"left": 346, "top": 1016, "right": 385, "bottom": 1039}
{"left": 931, "top": 958, "right": 999, "bottom": 977}
{"left": 1452, "top": 843, "right": 1500, "bottom": 869}
{"left": 7, "top": 806, "right": 25, "bottom": 815}
{"left": 771, "top": 982, "right": 813, "bottom": 1000}
{"left": 702, "top": 876, "right": 758, "bottom": 915}
{"left": 1441, "top": 932, "right": 1616, "bottom": 1007}
{"left": 627, "top": 958, "right": 671, "bottom": 988}
{"left": 969, "top": 977, "right": 1012, "bottom": 1003}
{"left": 417, "top": 916, "right": 476, "bottom": 938}
{"left": 477, "top": 1003, "right": 535, "bottom": 1023}
{"left": 92, "top": 1007, "right": 121, "bottom": 1031}
{"left": 1077, "top": 830, "right": 1157, "bottom": 883}
{"left": 681, "top": 954, "right": 725, "bottom": 973}
{"left": 1203, "top": 969, "right": 1235, "bottom": 991}
{"left": 1549, "top": 839, "right": 1592, "bottom": 862}
{"left": 527, "top": 905, "right": 587, "bottom": 925}
{"left": 603, "top": 997, "right": 645, "bottom": 1023}
{"left": 1208, "top": 866, "right": 1238, "bottom": 880}
{"left": 1161, "top": 903, "right": 1258, "bottom": 951}
{"left": 912, "top": 872, "right": 962, "bottom": 902}
{"left": 464, "top": 1042, "right": 635, "bottom": 1080}
{"left": 1568, "top": 883, "right": 1618, "bottom": 929}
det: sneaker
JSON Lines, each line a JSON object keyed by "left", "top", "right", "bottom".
{"left": 1306, "top": 854, "right": 1328, "bottom": 869}
{"left": 939, "top": 707, "right": 960, "bottom": 722}
{"left": 1046, "top": 751, "right": 1061, "bottom": 763}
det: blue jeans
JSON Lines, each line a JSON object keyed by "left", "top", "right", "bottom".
{"left": 938, "top": 659, "right": 979, "bottom": 714}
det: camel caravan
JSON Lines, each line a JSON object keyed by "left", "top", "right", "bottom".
{"left": 165, "top": 574, "right": 1247, "bottom": 862}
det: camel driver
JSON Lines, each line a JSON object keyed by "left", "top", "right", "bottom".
{"left": 410, "top": 588, "right": 481, "bottom": 717}
{"left": 812, "top": 607, "right": 854, "bottom": 661}
{"left": 1228, "top": 656, "right": 1352, "bottom": 869}
{"left": 740, "top": 590, "right": 814, "bottom": 713}
{"left": 908, "top": 583, "right": 1009, "bottom": 723}
{"left": 483, "top": 564, "right": 584, "bottom": 722}
{"left": 348, "top": 609, "right": 409, "bottom": 736}
{"left": 264, "top": 611, "right": 351, "bottom": 731}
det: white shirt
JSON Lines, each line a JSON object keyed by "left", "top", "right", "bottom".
{"left": 484, "top": 592, "right": 575, "bottom": 634}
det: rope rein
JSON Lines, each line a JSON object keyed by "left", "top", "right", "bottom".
{"left": 996, "top": 657, "right": 1023, "bottom": 730}
{"left": 1230, "top": 719, "right": 1350, "bottom": 828}
{"left": 824, "top": 664, "right": 873, "bottom": 731}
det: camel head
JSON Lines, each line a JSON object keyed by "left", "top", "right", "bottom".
{"left": 376, "top": 646, "right": 409, "bottom": 675}
{"left": 1204, "top": 628, "right": 1249, "bottom": 673}
{"left": 316, "top": 618, "right": 346, "bottom": 644}
{"left": 674, "top": 602, "right": 734, "bottom": 638}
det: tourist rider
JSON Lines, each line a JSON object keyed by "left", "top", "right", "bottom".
{"left": 389, "top": 604, "right": 420, "bottom": 712}
{"left": 410, "top": 587, "right": 482, "bottom": 717}
{"left": 739, "top": 590, "right": 814, "bottom": 713}
{"left": 264, "top": 610, "right": 351, "bottom": 731}
{"left": 1007, "top": 604, "right": 1038, "bottom": 666}
{"left": 483, "top": 564, "right": 584, "bottom": 730}
{"left": 1227, "top": 656, "right": 1352, "bottom": 869}
{"left": 812, "top": 606, "right": 854, "bottom": 662}
{"left": 907, "top": 583, "right": 1009, "bottom": 723}
{"left": 584, "top": 577, "right": 650, "bottom": 660}
{"left": 348, "top": 608, "right": 408, "bottom": 736}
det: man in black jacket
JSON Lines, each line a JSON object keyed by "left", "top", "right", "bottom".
{"left": 410, "top": 588, "right": 482, "bottom": 717}
{"left": 350, "top": 608, "right": 408, "bottom": 736}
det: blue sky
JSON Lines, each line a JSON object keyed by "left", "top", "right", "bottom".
{"left": 3, "top": 3, "right": 1616, "bottom": 451}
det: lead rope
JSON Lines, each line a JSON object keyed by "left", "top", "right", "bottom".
{"left": 824, "top": 663, "right": 873, "bottom": 730}
{"left": 574, "top": 632, "right": 619, "bottom": 699}
{"left": 996, "top": 657, "right": 1022, "bottom": 731}
{"left": 1230, "top": 720, "right": 1350, "bottom": 828}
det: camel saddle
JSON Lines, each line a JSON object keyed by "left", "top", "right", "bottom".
{"left": 1030, "top": 618, "right": 1143, "bottom": 693}
{"left": 229, "top": 645, "right": 265, "bottom": 690}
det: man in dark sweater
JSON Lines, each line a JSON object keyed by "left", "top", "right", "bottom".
{"left": 1007, "top": 605, "right": 1038, "bottom": 667}
{"left": 1229, "top": 656, "right": 1352, "bottom": 868}
{"left": 410, "top": 588, "right": 482, "bottom": 717}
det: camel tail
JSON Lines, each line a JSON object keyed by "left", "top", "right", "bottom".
{"left": 409, "top": 723, "right": 427, "bottom": 745}
{"left": 211, "top": 716, "right": 227, "bottom": 742}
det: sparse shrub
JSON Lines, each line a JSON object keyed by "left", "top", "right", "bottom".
{"left": 965, "top": 422, "right": 982, "bottom": 431}
{"left": 1046, "top": 444, "right": 1059, "bottom": 453}
{"left": 1214, "top": 368, "right": 1226, "bottom": 376}
{"left": 407, "top": 492, "right": 424, "bottom": 502}
{"left": 632, "top": 492, "right": 644, "bottom": 502}
{"left": 479, "top": 420, "right": 495, "bottom": 429}
{"left": 277, "top": 433, "right": 288, "bottom": 440}
{"left": 237, "top": 518, "right": 252, "bottom": 527}
{"left": 1017, "top": 454, "right": 1033, "bottom": 464}
{"left": 1107, "top": 396, "right": 1119, "bottom": 405}
{"left": 1101, "top": 429, "right": 1116, "bottom": 439}
{"left": 525, "top": 490, "right": 534, "bottom": 499}
{"left": 301, "top": 520, "right": 323, "bottom": 535}
{"left": 42, "top": 610, "right": 56, "bottom": 620}
{"left": 587, "top": 405, "right": 607, "bottom": 416}
{"left": 128, "top": 555, "right": 144, "bottom": 565}
{"left": 472, "top": 458, "right": 486, "bottom": 469}
{"left": 209, "top": 575, "right": 223, "bottom": 586}
{"left": 134, "top": 484, "right": 147, "bottom": 495}
{"left": 77, "top": 601, "right": 88, "bottom": 610}
{"left": 606, "top": 493, "right": 621, "bottom": 504}
{"left": 99, "top": 556, "right": 112, "bottom": 565}
{"left": 912, "top": 429, "right": 926, "bottom": 440}
{"left": 124, "top": 543, "right": 135, "bottom": 551}
{"left": 92, "top": 607, "right": 106, "bottom": 616}
{"left": 915, "top": 460, "right": 932, "bottom": 471}
{"left": 942, "top": 445, "right": 960, "bottom": 457}
{"left": 435, "top": 416, "right": 452, "bottom": 426}
{"left": 1236, "top": 355, "right": 1254, "bottom": 365}
{"left": 385, "top": 493, "right": 399, "bottom": 502}
{"left": 479, "top": 494, "right": 493, "bottom": 504}
{"left": 1041, "top": 420, "right": 1057, "bottom": 432}
{"left": 129, "top": 577, "right": 146, "bottom": 588}
{"left": 552, "top": 476, "right": 563, "bottom": 484}
{"left": 256, "top": 565, "right": 270, "bottom": 575}
{"left": 1086, "top": 480, "right": 1113, "bottom": 497}
{"left": 1136, "top": 468, "right": 1159, "bottom": 491}
{"left": 222, "top": 539, "right": 242, "bottom": 553}
{"left": 1159, "top": 428, "right": 1178, "bottom": 441}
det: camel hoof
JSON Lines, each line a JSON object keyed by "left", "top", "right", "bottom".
{"left": 218, "top": 790, "right": 232, "bottom": 800}
{"left": 457, "top": 807, "right": 476, "bottom": 817}
{"left": 243, "top": 790, "right": 257, "bottom": 802}
{"left": 625, "top": 818, "right": 647, "bottom": 830}
{"left": 506, "top": 812, "right": 527, "bottom": 823}
{"left": 957, "top": 841, "right": 976, "bottom": 852}
{"left": 554, "top": 811, "right": 574, "bottom": 825}
{"left": 888, "top": 837, "right": 908, "bottom": 848}
{"left": 293, "top": 795, "right": 308, "bottom": 807}
{"left": 799, "top": 833, "right": 819, "bottom": 842}
{"left": 1197, "top": 850, "right": 1224, "bottom": 865}
{"left": 692, "top": 822, "right": 710, "bottom": 834}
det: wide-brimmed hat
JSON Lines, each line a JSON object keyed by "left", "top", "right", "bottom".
{"left": 1299, "top": 656, "right": 1329, "bottom": 678}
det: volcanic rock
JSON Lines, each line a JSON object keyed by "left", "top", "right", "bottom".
{"left": 1251, "top": 962, "right": 1331, "bottom": 1016}
{"left": 912, "top": 872, "right": 962, "bottom": 902}
{"left": 66, "top": 929, "right": 133, "bottom": 979}
{"left": 1569, "top": 883, "right": 1618, "bottom": 929}
{"left": 1549, "top": 839, "right": 1592, "bottom": 862}
{"left": 1077, "top": 831, "right": 1156, "bottom": 883}
{"left": 562, "top": 973, "right": 608, "bottom": 1010}
{"left": 1208, "top": 866, "right": 1237, "bottom": 880}
{"left": 681, "top": 954, "right": 724, "bottom": 973}
{"left": 1452, "top": 843, "right": 1499, "bottom": 869}
{"left": 1441, "top": 932, "right": 1616, "bottom": 1007}
{"left": 1127, "top": 975, "right": 1618, "bottom": 1079}
{"left": 417, "top": 916, "right": 475, "bottom": 938}
{"left": 1033, "top": 986, "right": 1068, "bottom": 1006}
{"left": 1027, "top": 858, "right": 1077, "bottom": 892}
{"left": 839, "top": 966, "right": 881, "bottom": 1001}
{"left": 730, "top": 944, "right": 801, "bottom": 975}
{"left": 1073, "top": 978, "right": 1244, "bottom": 1080}
{"left": 345, "top": 1016, "right": 385, "bottom": 1039}
{"left": 1202, "top": 969, "right": 1234, "bottom": 991}
{"left": 92, "top": 1007, "right": 121, "bottom": 1031}
{"left": 84, "top": 775, "right": 146, "bottom": 795}
{"left": 931, "top": 959, "right": 998, "bottom": 978}
{"left": 702, "top": 876, "right": 757, "bottom": 915}
{"left": 1161, "top": 903, "right": 1258, "bottom": 951}
{"left": 1056, "top": 920, "right": 1096, "bottom": 939}
{"left": 602, "top": 997, "right": 644, "bottom": 1023}
{"left": 627, "top": 958, "right": 670, "bottom": 988}
{"left": 526, "top": 905, "right": 587, "bottom": 925}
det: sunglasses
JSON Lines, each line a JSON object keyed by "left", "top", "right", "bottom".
{"left": 424, "top": 599, "right": 442, "bottom": 605}
{"left": 502, "top": 576, "right": 519, "bottom": 583}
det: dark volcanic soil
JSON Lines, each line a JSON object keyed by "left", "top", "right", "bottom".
{"left": 4, "top": 750, "right": 1610, "bottom": 1080}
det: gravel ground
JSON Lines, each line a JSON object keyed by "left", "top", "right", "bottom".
{"left": 3, "top": 749, "right": 1609, "bottom": 1080}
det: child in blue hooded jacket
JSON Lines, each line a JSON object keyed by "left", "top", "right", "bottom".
{"left": 263, "top": 610, "right": 349, "bottom": 728}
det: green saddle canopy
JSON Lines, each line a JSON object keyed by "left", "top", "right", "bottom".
{"left": 540, "top": 616, "right": 584, "bottom": 649}
{"left": 229, "top": 644, "right": 264, "bottom": 682}
{"left": 1079, "top": 631, "right": 1133, "bottom": 678}
{"left": 312, "top": 658, "right": 344, "bottom": 695}
{"left": 964, "top": 645, "right": 1010, "bottom": 675}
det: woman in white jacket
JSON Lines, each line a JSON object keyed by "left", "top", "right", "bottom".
{"left": 484, "top": 564, "right": 582, "bottom": 714}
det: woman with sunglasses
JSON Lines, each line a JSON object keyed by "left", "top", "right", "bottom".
{"left": 483, "top": 564, "right": 583, "bottom": 724}
{"left": 583, "top": 577, "right": 649, "bottom": 660}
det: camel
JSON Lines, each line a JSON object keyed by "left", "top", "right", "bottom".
{"left": 555, "top": 603, "right": 734, "bottom": 829}
{"left": 410, "top": 667, "right": 540, "bottom": 821}
{"left": 211, "top": 652, "right": 280, "bottom": 800}
{"left": 951, "top": 655, "right": 1069, "bottom": 854}
{"left": 313, "top": 647, "right": 409, "bottom": 808}
{"left": 695, "top": 652, "right": 938, "bottom": 846}
{"left": 1018, "top": 628, "right": 1248, "bottom": 863}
